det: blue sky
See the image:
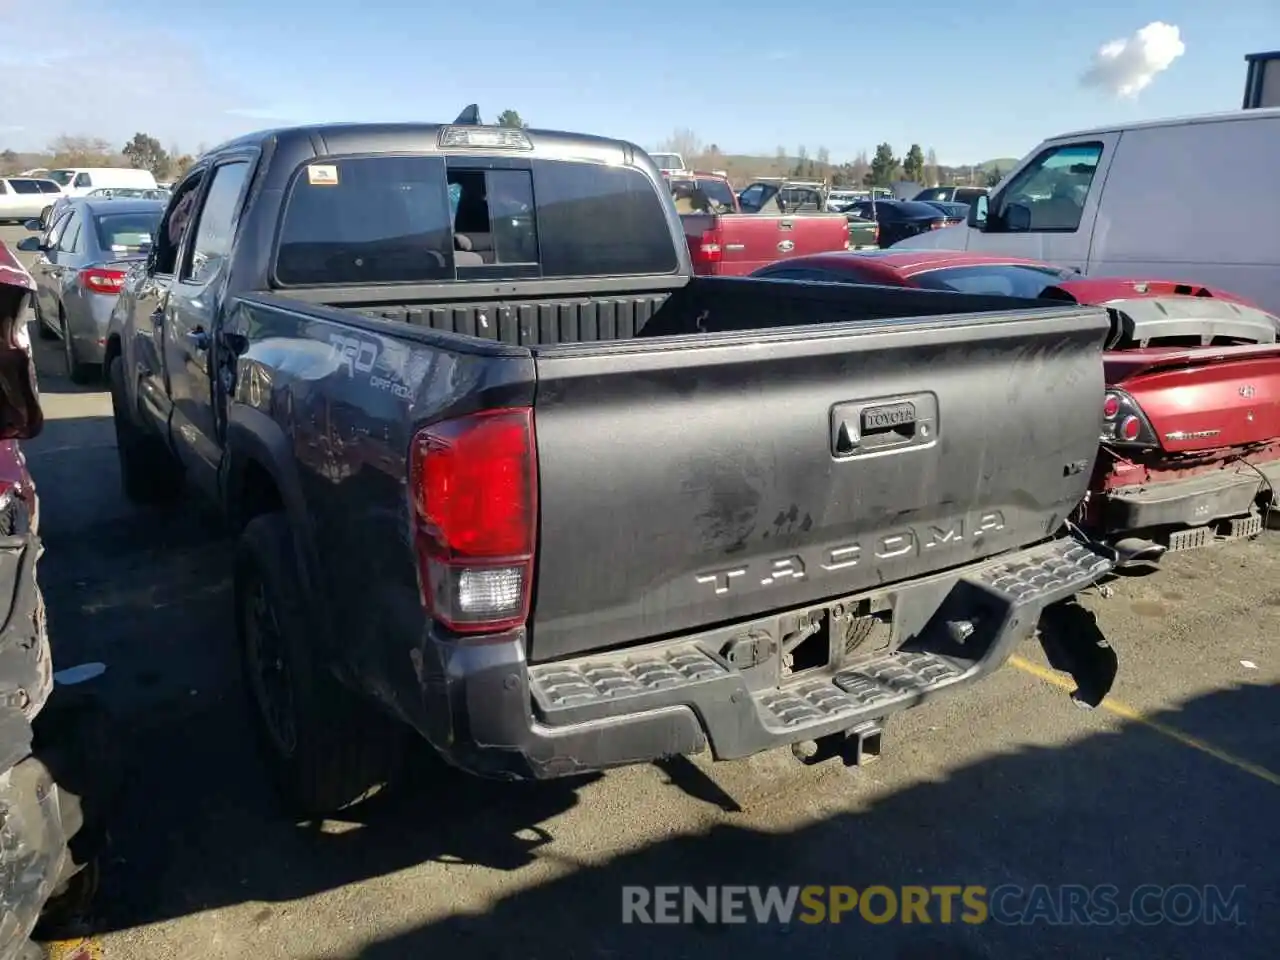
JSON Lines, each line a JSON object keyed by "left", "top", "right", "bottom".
{"left": 1, "top": 0, "right": 1275, "bottom": 164}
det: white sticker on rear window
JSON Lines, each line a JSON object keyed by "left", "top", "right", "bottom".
{"left": 307, "top": 164, "right": 339, "bottom": 186}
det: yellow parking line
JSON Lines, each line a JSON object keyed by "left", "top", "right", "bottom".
{"left": 44, "top": 938, "right": 104, "bottom": 960}
{"left": 1008, "top": 654, "right": 1280, "bottom": 789}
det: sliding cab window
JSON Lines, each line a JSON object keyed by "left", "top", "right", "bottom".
{"left": 997, "top": 142, "right": 1104, "bottom": 232}
{"left": 531, "top": 160, "right": 679, "bottom": 277}
{"left": 275, "top": 156, "right": 455, "bottom": 286}
{"left": 446, "top": 166, "right": 539, "bottom": 277}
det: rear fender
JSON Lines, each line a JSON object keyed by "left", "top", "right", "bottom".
{"left": 222, "top": 406, "right": 325, "bottom": 624}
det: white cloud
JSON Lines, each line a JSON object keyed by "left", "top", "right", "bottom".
{"left": 1080, "top": 21, "right": 1186, "bottom": 99}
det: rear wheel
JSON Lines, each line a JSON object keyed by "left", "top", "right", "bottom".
{"left": 108, "top": 355, "right": 183, "bottom": 503}
{"left": 236, "top": 513, "right": 402, "bottom": 817}
{"left": 60, "top": 310, "right": 96, "bottom": 385}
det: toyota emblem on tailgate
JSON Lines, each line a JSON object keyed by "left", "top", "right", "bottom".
{"left": 1240, "top": 385, "right": 1256, "bottom": 398}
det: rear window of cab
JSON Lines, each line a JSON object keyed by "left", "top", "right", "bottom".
{"left": 273, "top": 156, "right": 678, "bottom": 286}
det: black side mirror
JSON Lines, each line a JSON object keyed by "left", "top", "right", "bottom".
{"left": 967, "top": 195, "right": 989, "bottom": 230}
{"left": 1006, "top": 202, "right": 1032, "bottom": 232}
{"left": 23, "top": 219, "right": 42, "bottom": 232}
{"left": 15, "top": 237, "right": 42, "bottom": 253}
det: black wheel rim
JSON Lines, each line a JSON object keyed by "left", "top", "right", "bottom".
{"left": 244, "top": 576, "right": 298, "bottom": 756}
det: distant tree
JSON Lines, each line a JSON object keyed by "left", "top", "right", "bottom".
{"left": 851, "top": 149, "right": 870, "bottom": 188}
{"left": 0, "top": 149, "right": 17, "bottom": 175}
{"left": 864, "top": 142, "right": 900, "bottom": 187}
{"left": 902, "top": 144, "right": 925, "bottom": 184}
{"left": 47, "top": 135, "right": 116, "bottom": 166}
{"left": 122, "top": 132, "right": 169, "bottom": 177}
{"left": 792, "top": 145, "right": 808, "bottom": 177}
{"left": 924, "top": 147, "right": 939, "bottom": 186}
{"left": 496, "top": 109, "right": 527, "bottom": 129}
{"left": 985, "top": 166, "right": 1005, "bottom": 188}
{"left": 170, "top": 155, "right": 195, "bottom": 178}
{"left": 660, "top": 128, "right": 702, "bottom": 163}
{"left": 816, "top": 146, "right": 830, "bottom": 171}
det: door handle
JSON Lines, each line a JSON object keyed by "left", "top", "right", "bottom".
{"left": 779, "top": 219, "right": 794, "bottom": 230}
{"left": 186, "top": 329, "right": 211, "bottom": 351}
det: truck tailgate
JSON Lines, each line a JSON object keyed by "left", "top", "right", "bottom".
{"left": 527, "top": 303, "right": 1110, "bottom": 662}
{"left": 683, "top": 213, "right": 849, "bottom": 276}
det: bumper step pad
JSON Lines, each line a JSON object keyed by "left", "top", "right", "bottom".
{"left": 528, "top": 537, "right": 1112, "bottom": 756}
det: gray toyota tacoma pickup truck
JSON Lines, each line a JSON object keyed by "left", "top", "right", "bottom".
{"left": 107, "top": 108, "right": 1117, "bottom": 816}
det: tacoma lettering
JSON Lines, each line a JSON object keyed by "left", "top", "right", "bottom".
{"left": 694, "top": 512, "right": 1007, "bottom": 595}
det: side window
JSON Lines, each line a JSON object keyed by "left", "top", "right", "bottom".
{"left": 37, "top": 180, "right": 61, "bottom": 194}
{"left": 56, "top": 212, "right": 82, "bottom": 254}
{"left": 74, "top": 172, "right": 92, "bottom": 188}
{"left": 737, "top": 184, "right": 766, "bottom": 212}
{"left": 153, "top": 175, "right": 205, "bottom": 276}
{"left": 181, "top": 161, "right": 250, "bottom": 284}
{"left": 998, "top": 142, "right": 1103, "bottom": 233}
{"left": 45, "top": 212, "right": 71, "bottom": 248}
{"left": 531, "top": 160, "right": 678, "bottom": 277}
{"left": 446, "top": 167, "right": 539, "bottom": 268}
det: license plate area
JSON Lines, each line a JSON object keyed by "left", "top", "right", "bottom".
{"left": 777, "top": 595, "right": 896, "bottom": 681}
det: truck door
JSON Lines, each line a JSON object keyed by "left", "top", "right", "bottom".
{"left": 162, "top": 159, "right": 251, "bottom": 500}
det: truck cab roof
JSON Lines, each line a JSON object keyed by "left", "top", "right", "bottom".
{"left": 204, "top": 121, "right": 647, "bottom": 171}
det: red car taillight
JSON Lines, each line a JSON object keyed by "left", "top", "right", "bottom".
{"left": 79, "top": 267, "right": 126, "bottom": 295}
{"left": 1101, "top": 389, "right": 1157, "bottom": 448}
{"left": 408, "top": 408, "right": 537, "bottom": 636}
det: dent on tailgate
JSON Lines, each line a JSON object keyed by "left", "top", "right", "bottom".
{"left": 526, "top": 305, "right": 1109, "bottom": 662}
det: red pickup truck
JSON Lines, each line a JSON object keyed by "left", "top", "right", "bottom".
{"left": 664, "top": 172, "right": 850, "bottom": 276}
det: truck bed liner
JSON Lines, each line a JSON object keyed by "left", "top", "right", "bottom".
{"left": 356, "top": 293, "right": 672, "bottom": 346}
{"left": 344, "top": 278, "right": 1058, "bottom": 348}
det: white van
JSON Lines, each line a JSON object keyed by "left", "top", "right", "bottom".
{"left": 45, "top": 167, "right": 158, "bottom": 198}
{"left": 893, "top": 107, "right": 1280, "bottom": 315}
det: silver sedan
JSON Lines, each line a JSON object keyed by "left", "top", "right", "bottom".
{"left": 18, "top": 197, "right": 165, "bottom": 384}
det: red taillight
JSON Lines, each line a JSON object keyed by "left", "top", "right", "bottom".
{"left": 928, "top": 219, "right": 946, "bottom": 231}
{"left": 691, "top": 229, "right": 723, "bottom": 266}
{"left": 872, "top": 223, "right": 880, "bottom": 244}
{"left": 80, "top": 267, "right": 126, "bottom": 295}
{"left": 1100, "top": 388, "right": 1156, "bottom": 447}
{"left": 409, "top": 407, "right": 537, "bottom": 635}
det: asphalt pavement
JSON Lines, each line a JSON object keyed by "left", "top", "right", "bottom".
{"left": 4, "top": 224, "right": 1278, "bottom": 960}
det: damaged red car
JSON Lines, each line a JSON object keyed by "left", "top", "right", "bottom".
{"left": 752, "top": 251, "right": 1280, "bottom": 567}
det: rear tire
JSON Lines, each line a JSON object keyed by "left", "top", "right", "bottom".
{"left": 109, "top": 355, "right": 183, "bottom": 504}
{"left": 235, "top": 513, "right": 402, "bottom": 817}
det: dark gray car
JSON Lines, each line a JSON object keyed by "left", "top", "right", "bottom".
{"left": 18, "top": 198, "right": 164, "bottom": 383}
